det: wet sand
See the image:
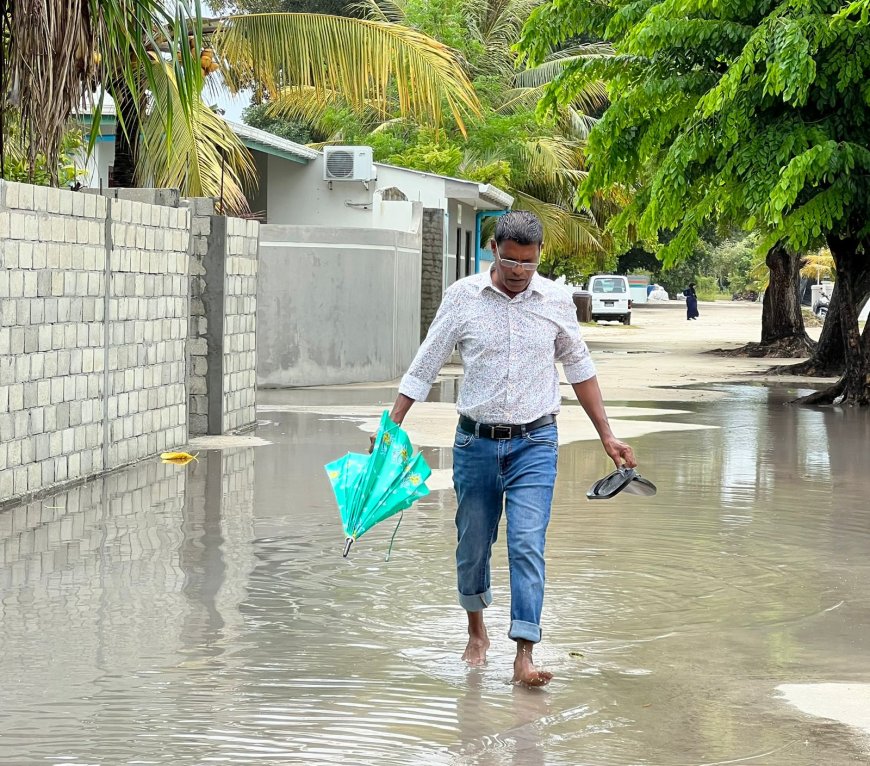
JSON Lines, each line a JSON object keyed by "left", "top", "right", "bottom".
{"left": 3, "top": 302, "right": 870, "bottom": 765}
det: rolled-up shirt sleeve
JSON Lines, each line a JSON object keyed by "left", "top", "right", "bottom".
{"left": 555, "top": 297, "right": 597, "bottom": 383}
{"left": 399, "top": 287, "right": 462, "bottom": 401}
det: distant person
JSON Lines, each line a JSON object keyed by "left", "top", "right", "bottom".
{"left": 684, "top": 283, "right": 699, "bottom": 320}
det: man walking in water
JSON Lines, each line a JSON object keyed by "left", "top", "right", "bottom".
{"left": 382, "top": 211, "right": 636, "bottom": 686}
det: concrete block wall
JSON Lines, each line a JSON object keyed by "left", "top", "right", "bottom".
{"left": 0, "top": 181, "right": 191, "bottom": 505}
{"left": 420, "top": 208, "right": 445, "bottom": 341}
{"left": 107, "top": 198, "right": 190, "bottom": 467}
{"left": 190, "top": 214, "right": 259, "bottom": 435}
{"left": 0, "top": 181, "right": 260, "bottom": 505}
{"left": 186, "top": 199, "right": 215, "bottom": 435}
{"left": 0, "top": 183, "right": 110, "bottom": 501}
{"left": 222, "top": 217, "right": 259, "bottom": 432}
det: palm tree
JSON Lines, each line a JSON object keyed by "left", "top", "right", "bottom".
{"left": 1, "top": 0, "right": 203, "bottom": 183}
{"left": 323, "top": 0, "right": 618, "bottom": 273}
{"left": 1, "top": 2, "right": 479, "bottom": 212}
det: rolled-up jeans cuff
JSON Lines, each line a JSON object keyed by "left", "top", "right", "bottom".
{"left": 509, "top": 619, "right": 542, "bottom": 643}
{"left": 459, "top": 588, "right": 492, "bottom": 612}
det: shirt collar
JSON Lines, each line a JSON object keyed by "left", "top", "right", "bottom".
{"left": 479, "top": 267, "right": 546, "bottom": 297}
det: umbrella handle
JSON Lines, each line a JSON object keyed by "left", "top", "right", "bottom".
{"left": 342, "top": 536, "right": 354, "bottom": 557}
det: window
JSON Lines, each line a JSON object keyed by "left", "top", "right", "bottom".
{"left": 592, "top": 278, "right": 627, "bottom": 294}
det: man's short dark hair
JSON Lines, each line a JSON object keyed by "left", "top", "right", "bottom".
{"left": 494, "top": 210, "right": 543, "bottom": 247}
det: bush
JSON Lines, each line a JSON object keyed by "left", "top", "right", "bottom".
{"left": 694, "top": 276, "right": 726, "bottom": 301}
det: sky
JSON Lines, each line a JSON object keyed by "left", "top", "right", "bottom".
{"left": 201, "top": 1, "right": 251, "bottom": 122}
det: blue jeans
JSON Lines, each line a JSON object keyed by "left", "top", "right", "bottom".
{"left": 452, "top": 423, "right": 558, "bottom": 643}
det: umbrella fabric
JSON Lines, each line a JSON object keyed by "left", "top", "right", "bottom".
{"left": 325, "top": 411, "right": 432, "bottom": 556}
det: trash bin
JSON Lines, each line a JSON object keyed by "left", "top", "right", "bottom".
{"left": 572, "top": 291, "right": 592, "bottom": 323}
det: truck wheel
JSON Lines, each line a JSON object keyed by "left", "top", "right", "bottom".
{"left": 622, "top": 314, "right": 631, "bottom": 325}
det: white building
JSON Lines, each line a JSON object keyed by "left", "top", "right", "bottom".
{"left": 80, "top": 113, "right": 512, "bottom": 296}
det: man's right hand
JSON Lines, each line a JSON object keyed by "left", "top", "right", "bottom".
{"left": 368, "top": 433, "right": 376, "bottom": 454}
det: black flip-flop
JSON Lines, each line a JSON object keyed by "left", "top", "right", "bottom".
{"left": 586, "top": 467, "right": 657, "bottom": 500}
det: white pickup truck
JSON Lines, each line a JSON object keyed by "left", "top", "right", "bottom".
{"left": 588, "top": 274, "right": 632, "bottom": 325}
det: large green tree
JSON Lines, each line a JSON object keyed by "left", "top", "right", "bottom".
{"left": 519, "top": 0, "right": 870, "bottom": 404}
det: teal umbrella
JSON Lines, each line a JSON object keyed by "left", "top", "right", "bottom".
{"left": 325, "top": 410, "right": 432, "bottom": 558}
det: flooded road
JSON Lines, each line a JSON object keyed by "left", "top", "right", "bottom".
{"left": 1, "top": 384, "right": 869, "bottom": 765}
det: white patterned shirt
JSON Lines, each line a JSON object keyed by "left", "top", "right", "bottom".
{"left": 399, "top": 269, "right": 597, "bottom": 424}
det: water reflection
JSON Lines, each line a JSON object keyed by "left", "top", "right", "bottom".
{"left": 0, "top": 388, "right": 868, "bottom": 765}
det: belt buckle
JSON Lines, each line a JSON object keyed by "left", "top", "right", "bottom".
{"left": 492, "top": 424, "right": 513, "bottom": 440}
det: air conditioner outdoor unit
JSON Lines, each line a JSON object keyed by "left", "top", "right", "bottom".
{"left": 323, "top": 146, "right": 375, "bottom": 182}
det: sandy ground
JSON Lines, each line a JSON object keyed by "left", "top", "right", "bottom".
{"left": 575, "top": 300, "right": 827, "bottom": 402}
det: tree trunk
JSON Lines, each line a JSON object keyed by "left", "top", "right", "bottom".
{"left": 771, "top": 283, "right": 845, "bottom": 376}
{"left": 771, "top": 269, "right": 870, "bottom": 377}
{"left": 727, "top": 243, "right": 815, "bottom": 357}
{"left": 110, "top": 82, "right": 139, "bottom": 188}
{"left": 758, "top": 243, "right": 815, "bottom": 353}
{"left": 797, "top": 235, "right": 869, "bottom": 406}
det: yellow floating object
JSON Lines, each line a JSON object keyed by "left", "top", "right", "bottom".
{"left": 160, "top": 451, "right": 199, "bottom": 465}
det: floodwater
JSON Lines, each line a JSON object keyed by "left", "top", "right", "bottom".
{"left": 1, "top": 384, "right": 869, "bottom": 765}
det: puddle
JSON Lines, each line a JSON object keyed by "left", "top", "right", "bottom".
{"left": 1, "top": 387, "right": 869, "bottom": 764}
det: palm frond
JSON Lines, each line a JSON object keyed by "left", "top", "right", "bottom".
{"left": 351, "top": 0, "right": 408, "bottom": 23}
{"left": 800, "top": 249, "right": 835, "bottom": 280}
{"left": 558, "top": 109, "right": 599, "bottom": 140}
{"left": 515, "top": 136, "right": 584, "bottom": 197}
{"left": 512, "top": 191, "right": 604, "bottom": 257}
{"left": 465, "top": 0, "right": 542, "bottom": 76}
{"left": 267, "top": 85, "right": 389, "bottom": 136}
{"left": 514, "top": 44, "right": 614, "bottom": 88}
{"left": 213, "top": 13, "right": 479, "bottom": 134}
{"left": 139, "top": 61, "right": 255, "bottom": 215}
{"left": 500, "top": 79, "right": 608, "bottom": 117}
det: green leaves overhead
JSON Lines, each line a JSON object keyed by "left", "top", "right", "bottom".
{"left": 214, "top": 12, "right": 480, "bottom": 133}
{"left": 518, "top": 0, "right": 870, "bottom": 261}
{"left": 139, "top": 62, "right": 257, "bottom": 215}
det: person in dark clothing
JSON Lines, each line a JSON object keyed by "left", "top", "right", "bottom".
{"left": 685, "top": 283, "right": 699, "bottom": 320}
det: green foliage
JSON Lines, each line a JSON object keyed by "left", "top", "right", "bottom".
{"left": 208, "top": 0, "right": 358, "bottom": 15}
{"left": 1, "top": 118, "right": 85, "bottom": 187}
{"left": 693, "top": 276, "right": 726, "bottom": 302}
{"left": 616, "top": 231, "right": 761, "bottom": 297}
{"left": 401, "top": 0, "right": 478, "bottom": 61}
{"left": 243, "top": 103, "right": 312, "bottom": 144}
{"left": 518, "top": 0, "right": 870, "bottom": 269}
{"left": 385, "top": 129, "right": 463, "bottom": 175}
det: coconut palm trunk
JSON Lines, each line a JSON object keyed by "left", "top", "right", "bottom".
{"left": 111, "top": 82, "right": 139, "bottom": 188}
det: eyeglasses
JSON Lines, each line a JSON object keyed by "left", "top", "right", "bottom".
{"left": 494, "top": 243, "right": 539, "bottom": 272}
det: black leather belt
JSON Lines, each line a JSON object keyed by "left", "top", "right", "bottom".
{"left": 458, "top": 414, "right": 556, "bottom": 439}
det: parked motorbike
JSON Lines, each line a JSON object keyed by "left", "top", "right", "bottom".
{"left": 813, "top": 292, "right": 830, "bottom": 319}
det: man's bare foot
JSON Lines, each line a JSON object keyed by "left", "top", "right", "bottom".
{"left": 462, "top": 633, "right": 490, "bottom": 665}
{"left": 462, "top": 611, "right": 490, "bottom": 665}
{"left": 512, "top": 640, "right": 553, "bottom": 687}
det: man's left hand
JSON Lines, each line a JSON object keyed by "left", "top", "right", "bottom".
{"left": 602, "top": 436, "right": 636, "bottom": 469}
